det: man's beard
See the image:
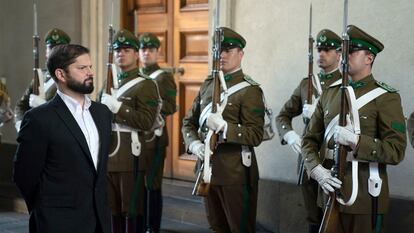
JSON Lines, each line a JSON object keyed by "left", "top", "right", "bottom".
{"left": 66, "top": 74, "right": 94, "bottom": 94}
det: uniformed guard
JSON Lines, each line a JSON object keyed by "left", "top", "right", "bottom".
{"left": 182, "top": 27, "right": 265, "bottom": 233}
{"left": 275, "top": 29, "right": 341, "bottom": 233}
{"left": 138, "top": 32, "right": 177, "bottom": 233}
{"left": 302, "top": 25, "right": 406, "bottom": 233}
{"left": 407, "top": 111, "right": 414, "bottom": 148}
{"left": 100, "top": 29, "right": 160, "bottom": 233}
{"left": 0, "top": 79, "right": 13, "bottom": 140}
{"left": 14, "top": 28, "right": 70, "bottom": 131}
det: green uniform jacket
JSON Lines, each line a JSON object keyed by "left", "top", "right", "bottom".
{"left": 406, "top": 111, "right": 414, "bottom": 148}
{"left": 182, "top": 69, "right": 265, "bottom": 186}
{"left": 302, "top": 74, "right": 406, "bottom": 214}
{"left": 107, "top": 67, "right": 159, "bottom": 172}
{"left": 140, "top": 64, "right": 177, "bottom": 148}
{"left": 15, "top": 70, "right": 57, "bottom": 122}
{"left": 276, "top": 69, "right": 342, "bottom": 145}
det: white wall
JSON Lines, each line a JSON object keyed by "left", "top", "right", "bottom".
{"left": 231, "top": 0, "right": 414, "bottom": 199}
{"left": 0, "top": 0, "right": 81, "bottom": 144}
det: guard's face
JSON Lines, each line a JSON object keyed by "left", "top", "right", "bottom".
{"left": 114, "top": 47, "right": 139, "bottom": 71}
{"left": 57, "top": 54, "right": 94, "bottom": 94}
{"left": 220, "top": 48, "right": 244, "bottom": 74}
{"left": 348, "top": 50, "right": 374, "bottom": 77}
{"left": 139, "top": 47, "right": 159, "bottom": 67}
{"left": 317, "top": 48, "right": 340, "bottom": 72}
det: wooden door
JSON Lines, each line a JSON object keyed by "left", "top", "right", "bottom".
{"left": 121, "top": 0, "right": 209, "bottom": 181}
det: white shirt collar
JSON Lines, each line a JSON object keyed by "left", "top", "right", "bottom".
{"left": 57, "top": 90, "right": 91, "bottom": 113}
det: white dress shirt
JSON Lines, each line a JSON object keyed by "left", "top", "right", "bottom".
{"left": 57, "top": 90, "right": 100, "bottom": 170}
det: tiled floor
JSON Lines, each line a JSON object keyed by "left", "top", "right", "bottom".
{"left": 0, "top": 211, "right": 210, "bottom": 233}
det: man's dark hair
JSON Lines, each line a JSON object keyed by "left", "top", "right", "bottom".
{"left": 47, "top": 44, "right": 90, "bottom": 82}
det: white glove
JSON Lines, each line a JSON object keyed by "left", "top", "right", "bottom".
{"left": 302, "top": 103, "right": 316, "bottom": 120}
{"left": 333, "top": 115, "right": 359, "bottom": 151}
{"left": 189, "top": 140, "right": 205, "bottom": 160}
{"left": 207, "top": 112, "right": 227, "bottom": 133}
{"left": 29, "top": 94, "right": 46, "bottom": 108}
{"left": 283, "top": 130, "right": 302, "bottom": 155}
{"left": 101, "top": 93, "right": 122, "bottom": 113}
{"left": 310, "top": 164, "right": 342, "bottom": 194}
{"left": 15, "top": 120, "right": 22, "bottom": 132}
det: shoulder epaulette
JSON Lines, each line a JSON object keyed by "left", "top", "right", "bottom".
{"left": 140, "top": 73, "right": 151, "bottom": 80}
{"left": 243, "top": 75, "right": 260, "bottom": 86}
{"left": 376, "top": 81, "right": 398, "bottom": 93}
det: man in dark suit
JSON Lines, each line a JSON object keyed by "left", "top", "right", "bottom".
{"left": 14, "top": 44, "right": 113, "bottom": 233}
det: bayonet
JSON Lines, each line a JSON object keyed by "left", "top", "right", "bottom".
{"left": 32, "top": 0, "right": 40, "bottom": 95}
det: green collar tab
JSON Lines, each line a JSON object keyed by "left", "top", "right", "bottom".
{"left": 348, "top": 80, "right": 366, "bottom": 89}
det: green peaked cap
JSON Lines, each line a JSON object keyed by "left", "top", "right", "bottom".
{"left": 113, "top": 29, "right": 139, "bottom": 51}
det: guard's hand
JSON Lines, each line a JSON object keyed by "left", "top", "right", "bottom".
{"left": 29, "top": 94, "right": 46, "bottom": 108}
{"left": 189, "top": 140, "right": 205, "bottom": 161}
{"left": 101, "top": 93, "right": 122, "bottom": 113}
{"left": 302, "top": 103, "right": 316, "bottom": 120}
{"left": 207, "top": 112, "right": 227, "bottom": 133}
{"left": 15, "top": 120, "right": 21, "bottom": 132}
{"left": 283, "top": 130, "right": 302, "bottom": 155}
{"left": 310, "top": 164, "right": 342, "bottom": 194}
{"left": 333, "top": 115, "right": 359, "bottom": 151}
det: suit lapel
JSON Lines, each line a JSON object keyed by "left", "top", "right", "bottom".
{"left": 51, "top": 95, "right": 96, "bottom": 171}
{"left": 89, "top": 103, "right": 105, "bottom": 174}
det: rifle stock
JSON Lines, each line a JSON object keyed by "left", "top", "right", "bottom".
{"left": 192, "top": 26, "right": 222, "bottom": 197}
{"left": 192, "top": 164, "right": 210, "bottom": 196}
{"left": 32, "top": 1, "right": 40, "bottom": 95}
{"left": 319, "top": 194, "right": 339, "bottom": 233}
{"left": 319, "top": 1, "right": 349, "bottom": 232}
{"left": 298, "top": 4, "right": 314, "bottom": 186}
{"left": 106, "top": 24, "right": 115, "bottom": 94}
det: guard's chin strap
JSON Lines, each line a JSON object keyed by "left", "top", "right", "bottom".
{"left": 203, "top": 71, "right": 228, "bottom": 184}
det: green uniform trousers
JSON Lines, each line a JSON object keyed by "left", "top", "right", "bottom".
{"left": 338, "top": 213, "right": 385, "bottom": 233}
{"left": 107, "top": 171, "right": 146, "bottom": 216}
{"left": 205, "top": 183, "right": 258, "bottom": 233}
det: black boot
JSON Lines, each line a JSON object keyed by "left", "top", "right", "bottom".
{"left": 309, "top": 224, "right": 320, "bottom": 233}
{"left": 111, "top": 215, "right": 123, "bottom": 233}
{"left": 125, "top": 215, "right": 137, "bottom": 233}
{"left": 135, "top": 215, "right": 145, "bottom": 233}
{"left": 147, "top": 189, "right": 162, "bottom": 233}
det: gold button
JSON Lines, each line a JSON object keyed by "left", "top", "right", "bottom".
{"left": 372, "top": 150, "right": 377, "bottom": 155}
{"left": 238, "top": 133, "right": 242, "bottom": 137}
{"left": 238, "top": 124, "right": 241, "bottom": 128}
{"left": 374, "top": 138, "right": 378, "bottom": 143}
{"left": 126, "top": 109, "right": 130, "bottom": 113}
{"left": 282, "top": 125, "right": 286, "bottom": 129}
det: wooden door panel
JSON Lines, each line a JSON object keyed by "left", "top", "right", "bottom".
{"left": 172, "top": 0, "right": 208, "bottom": 180}
{"left": 123, "top": 0, "right": 209, "bottom": 181}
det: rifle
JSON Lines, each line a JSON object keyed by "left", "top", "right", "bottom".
{"left": 319, "top": 0, "right": 349, "bottom": 232}
{"left": 32, "top": 0, "right": 40, "bottom": 95}
{"left": 106, "top": 0, "right": 115, "bottom": 95}
{"left": 192, "top": 0, "right": 222, "bottom": 197}
{"left": 297, "top": 3, "right": 314, "bottom": 186}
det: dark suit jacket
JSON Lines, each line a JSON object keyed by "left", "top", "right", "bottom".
{"left": 14, "top": 94, "right": 112, "bottom": 233}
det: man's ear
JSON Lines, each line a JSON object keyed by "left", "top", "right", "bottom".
{"left": 55, "top": 69, "right": 66, "bottom": 83}
{"left": 366, "top": 53, "right": 375, "bottom": 65}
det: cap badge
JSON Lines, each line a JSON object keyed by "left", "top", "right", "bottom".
{"left": 144, "top": 37, "right": 150, "bottom": 42}
{"left": 319, "top": 35, "right": 327, "bottom": 42}
{"left": 118, "top": 35, "right": 126, "bottom": 43}
{"left": 52, "top": 34, "right": 60, "bottom": 41}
